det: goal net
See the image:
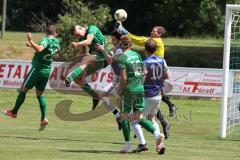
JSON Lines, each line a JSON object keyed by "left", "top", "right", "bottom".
{"left": 221, "top": 4, "right": 240, "bottom": 139}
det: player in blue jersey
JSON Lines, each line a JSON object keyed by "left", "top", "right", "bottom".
{"left": 133, "top": 39, "right": 167, "bottom": 153}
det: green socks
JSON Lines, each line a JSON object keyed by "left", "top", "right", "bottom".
{"left": 12, "top": 91, "right": 26, "bottom": 114}
{"left": 67, "top": 67, "right": 83, "bottom": 83}
{"left": 11, "top": 91, "right": 47, "bottom": 121}
{"left": 122, "top": 120, "right": 130, "bottom": 141}
{"left": 82, "top": 83, "right": 99, "bottom": 100}
{"left": 37, "top": 96, "right": 47, "bottom": 121}
{"left": 67, "top": 67, "right": 99, "bottom": 100}
{"left": 139, "top": 118, "right": 155, "bottom": 134}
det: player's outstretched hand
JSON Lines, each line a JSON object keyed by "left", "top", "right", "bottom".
{"left": 114, "top": 21, "right": 122, "bottom": 29}
{"left": 116, "top": 24, "right": 129, "bottom": 35}
{"left": 27, "top": 32, "right": 32, "bottom": 41}
{"left": 71, "top": 42, "right": 78, "bottom": 48}
{"left": 26, "top": 42, "right": 32, "bottom": 47}
{"left": 94, "top": 44, "right": 105, "bottom": 53}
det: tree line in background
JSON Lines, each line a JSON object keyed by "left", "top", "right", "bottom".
{"left": 1, "top": 0, "right": 240, "bottom": 37}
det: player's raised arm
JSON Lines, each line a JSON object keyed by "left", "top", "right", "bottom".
{"left": 71, "top": 34, "right": 94, "bottom": 48}
{"left": 118, "top": 68, "right": 127, "bottom": 95}
{"left": 94, "top": 44, "right": 113, "bottom": 64}
{"left": 115, "top": 21, "right": 148, "bottom": 46}
{"left": 27, "top": 33, "right": 45, "bottom": 52}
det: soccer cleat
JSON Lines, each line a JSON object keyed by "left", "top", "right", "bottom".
{"left": 169, "top": 105, "right": 177, "bottom": 117}
{"left": 162, "top": 123, "right": 171, "bottom": 139}
{"left": 116, "top": 117, "right": 122, "bottom": 130}
{"left": 120, "top": 144, "right": 132, "bottom": 153}
{"left": 156, "top": 138, "right": 165, "bottom": 155}
{"left": 60, "top": 74, "right": 70, "bottom": 87}
{"left": 133, "top": 144, "right": 149, "bottom": 153}
{"left": 2, "top": 109, "right": 17, "bottom": 118}
{"left": 92, "top": 98, "right": 100, "bottom": 110}
{"left": 39, "top": 118, "right": 48, "bottom": 131}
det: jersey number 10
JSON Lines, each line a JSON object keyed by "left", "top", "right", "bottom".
{"left": 150, "top": 64, "right": 163, "bottom": 80}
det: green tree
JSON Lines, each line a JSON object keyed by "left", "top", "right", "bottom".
{"left": 57, "top": 0, "right": 112, "bottom": 60}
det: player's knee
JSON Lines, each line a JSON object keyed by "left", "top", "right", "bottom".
{"left": 74, "top": 77, "right": 84, "bottom": 86}
{"left": 36, "top": 90, "right": 43, "bottom": 96}
{"left": 81, "top": 56, "right": 91, "bottom": 65}
{"left": 130, "top": 120, "right": 138, "bottom": 125}
{"left": 20, "top": 85, "right": 29, "bottom": 93}
{"left": 147, "top": 114, "right": 154, "bottom": 121}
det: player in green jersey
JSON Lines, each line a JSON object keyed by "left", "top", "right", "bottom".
{"left": 2, "top": 25, "right": 60, "bottom": 131}
{"left": 61, "top": 24, "right": 109, "bottom": 109}
{"left": 117, "top": 36, "right": 165, "bottom": 154}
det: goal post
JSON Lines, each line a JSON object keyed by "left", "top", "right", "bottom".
{"left": 220, "top": 4, "right": 240, "bottom": 139}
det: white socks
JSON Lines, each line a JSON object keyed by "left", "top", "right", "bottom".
{"left": 102, "top": 97, "right": 120, "bottom": 118}
{"left": 131, "top": 121, "right": 146, "bottom": 145}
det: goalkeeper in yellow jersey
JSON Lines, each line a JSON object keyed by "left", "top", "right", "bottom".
{"left": 115, "top": 22, "right": 176, "bottom": 139}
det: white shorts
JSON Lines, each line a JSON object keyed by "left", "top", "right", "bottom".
{"left": 143, "top": 94, "right": 162, "bottom": 117}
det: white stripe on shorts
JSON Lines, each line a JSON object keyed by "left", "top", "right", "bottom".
{"left": 23, "top": 67, "right": 35, "bottom": 87}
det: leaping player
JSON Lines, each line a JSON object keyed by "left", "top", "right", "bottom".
{"left": 2, "top": 24, "right": 60, "bottom": 131}
{"left": 61, "top": 24, "right": 121, "bottom": 129}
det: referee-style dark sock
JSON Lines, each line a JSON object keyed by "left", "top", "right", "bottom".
{"left": 156, "top": 109, "right": 167, "bottom": 126}
{"left": 112, "top": 109, "right": 120, "bottom": 118}
{"left": 82, "top": 83, "right": 99, "bottom": 100}
{"left": 162, "top": 95, "right": 174, "bottom": 108}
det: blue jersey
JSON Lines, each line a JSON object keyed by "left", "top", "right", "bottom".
{"left": 144, "top": 55, "right": 168, "bottom": 98}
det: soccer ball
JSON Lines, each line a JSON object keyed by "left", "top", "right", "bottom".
{"left": 114, "top": 9, "right": 127, "bottom": 22}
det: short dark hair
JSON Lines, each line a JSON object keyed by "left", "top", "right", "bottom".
{"left": 70, "top": 25, "right": 76, "bottom": 36}
{"left": 111, "top": 30, "right": 122, "bottom": 41}
{"left": 145, "top": 39, "right": 157, "bottom": 54}
{"left": 46, "top": 25, "right": 57, "bottom": 35}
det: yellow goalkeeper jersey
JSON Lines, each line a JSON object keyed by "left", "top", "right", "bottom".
{"left": 127, "top": 33, "right": 165, "bottom": 57}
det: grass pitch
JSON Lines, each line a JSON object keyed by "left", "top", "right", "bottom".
{"left": 0, "top": 89, "right": 239, "bottom": 160}
{"left": 0, "top": 32, "right": 223, "bottom": 60}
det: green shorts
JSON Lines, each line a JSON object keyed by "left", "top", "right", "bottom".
{"left": 22, "top": 67, "right": 50, "bottom": 91}
{"left": 85, "top": 53, "right": 108, "bottom": 76}
{"left": 121, "top": 91, "right": 145, "bottom": 113}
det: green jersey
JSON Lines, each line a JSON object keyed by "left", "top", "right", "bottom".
{"left": 117, "top": 50, "right": 144, "bottom": 93}
{"left": 83, "top": 25, "right": 108, "bottom": 55}
{"left": 32, "top": 37, "right": 60, "bottom": 69}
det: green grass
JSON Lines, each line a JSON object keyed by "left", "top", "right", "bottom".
{"left": 0, "top": 32, "right": 223, "bottom": 47}
{"left": 0, "top": 89, "right": 239, "bottom": 160}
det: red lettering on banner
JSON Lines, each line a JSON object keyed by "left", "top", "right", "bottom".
{"left": 100, "top": 72, "right": 106, "bottom": 82}
{"left": 66, "top": 67, "right": 71, "bottom": 75}
{"left": 91, "top": 72, "right": 98, "bottom": 82}
{"left": 0, "top": 64, "right": 6, "bottom": 78}
{"left": 107, "top": 73, "right": 113, "bottom": 83}
{"left": 24, "top": 65, "right": 29, "bottom": 78}
{"left": 183, "top": 87, "right": 191, "bottom": 93}
{"left": 60, "top": 67, "right": 65, "bottom": 76}
{"left": 7, "top": 64, "right": 14, "bottom": 78}
{"left": 50, "top": 67, "right": 57, "bottom": 80}
{"left": 13, "top": 65, "right": 21, "bottom": 78}
{"left": 183, "top": 81, "right": 218, "bottom": 94}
